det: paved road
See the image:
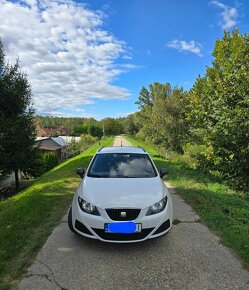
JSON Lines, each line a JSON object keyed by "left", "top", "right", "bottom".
{"left": 19, "top": 136, "right": 249, "bottom": 290}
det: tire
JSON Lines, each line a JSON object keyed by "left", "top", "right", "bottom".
{"left": 68, "top": 207, "right": 76, "bottom": 233}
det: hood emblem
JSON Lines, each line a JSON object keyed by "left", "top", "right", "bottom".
{"left": 120, "top": 211, "right": 126, "bottom": 218}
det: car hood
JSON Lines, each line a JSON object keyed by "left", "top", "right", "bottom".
{"left": 78, "top": 176, "right": 165, "bottom": 209}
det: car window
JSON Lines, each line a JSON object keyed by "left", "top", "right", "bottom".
{"left": 87, "top": 153, "right": 157, "bottom": 178}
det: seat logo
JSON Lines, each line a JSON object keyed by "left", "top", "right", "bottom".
{"left": 120, "top": 211, "right": 126, "bottom": 218}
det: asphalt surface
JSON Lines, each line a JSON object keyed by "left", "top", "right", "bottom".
{"left": 18, "top": 136, "right": 249, "bottom": 290}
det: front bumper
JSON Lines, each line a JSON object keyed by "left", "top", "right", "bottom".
{"left": 71, "top": 196, "right": 173, "bottom": 243}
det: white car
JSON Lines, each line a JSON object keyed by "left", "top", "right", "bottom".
{"left": 68, "top": 146, "right": 173, "bottom": 243}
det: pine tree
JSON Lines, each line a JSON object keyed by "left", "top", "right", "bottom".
{"left": 0, "top": 38, "right": 36, "bottom": 189}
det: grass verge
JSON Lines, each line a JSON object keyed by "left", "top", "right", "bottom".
{"left": 125, "top": 135, "right": 249, "bottom": 268}
{"left": 0, "top": 137, "right": 113, "bottom": 290}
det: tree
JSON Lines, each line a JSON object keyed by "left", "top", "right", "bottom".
{"left": 72, "top": 124, "right": 88, "bottom": 136}
{"left": 122, "top": 114, "right": 138, "bottom": 136}
{"left": 102, "top": 118, "right": 123, "bottom": 136}
{"left": 87, "top": 124, "right": 102, "bottom": 138}
{"left": 135, "top": 86, "right": 153, "bottom": 109}
{"left": 134, "top": 86, "right": 155, "bottom": 140}
{"left": 135, "top": 82, "right": 190, "bottom": 153}
{"left": 189, "top": 29, "right": 249, "bottom": 189}
{"left": 150, "top": 84, "right": 190, "bottom": 153}
{"left": 0, "top": 38, "right": 36, "bottom": 189}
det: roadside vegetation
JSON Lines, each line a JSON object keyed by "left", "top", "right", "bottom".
{"left": 0, "top": 137, "right": 113, "bottom": 290}
{"left": 126, "top": 135, "right": 249, "bottom": 268}
{"left": 123, "top": 29, "right": 249, "bottom": 194}
{"left": 123, "top": 31, "right": 248, "bottom": 267}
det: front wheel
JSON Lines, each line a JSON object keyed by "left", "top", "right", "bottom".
{"left": 68, "top": 207, "right": 76, "bottom": 233}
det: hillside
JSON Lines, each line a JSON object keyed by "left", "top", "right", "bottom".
{"left": 0, "top": 137, "right": 113, "bottom": 290}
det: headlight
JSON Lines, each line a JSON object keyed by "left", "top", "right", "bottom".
{"left": 78, "top": 196, "right": 100, "bottom": 216}
{"left": 146, "top": 197, "right": 167, "bottom": 216}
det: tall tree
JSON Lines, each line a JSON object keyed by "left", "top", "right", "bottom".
{"left": 122, "top": 114, "right": 139, "bottom": 136}
{"left": 87, "top": 124, "right": 102, "bottom": 138}
{"left": 135, "top": 86, "right": 153, "bottom": 109}
{"left": 150, "top": 84, "right": 190, "bottom": 153}
{"left": 0, "top": 38, "right": 36, "bottom": 189}
{"left": 189, "top": 29, "right": 249, "bottom": 189}
{"left": 134, "top": 86, "right": 155, "bottom": 140}
{"left": 135, "top": 82, "right": 190, "bottom": 153}
{"left": 102, "top": 118, "right": 123, "bottom": 136}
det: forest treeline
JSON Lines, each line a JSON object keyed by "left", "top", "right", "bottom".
{"left": 37, "top": 29, "right": 248, "bottom": 191}
{"left": 36, "top": 115, "right": 124, "bottom": 137}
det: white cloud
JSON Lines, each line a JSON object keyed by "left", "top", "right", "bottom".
{"left": 0, "top": 0, "right": 133, "bottom": 115}
{"left": 210, "top": 1, "right": 238, "bottom": 29}
{"left": 75, "top": 108, "right": 86, "bottom": 113}
{"left": 120, "top": 64, "right": 142, "bottom": 69}
{"left": 167, "top": 40, "right": 202, "bottom": 57}
{"left": 45, "top": 110, "right": 93, "bottom": 118}
{"left": 123, "top": 55, "right": 133, "bottom": 60}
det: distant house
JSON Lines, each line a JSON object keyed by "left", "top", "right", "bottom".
{"left": 33, "top": 120, "right": 49, "bottom": 137}
{"left": 42, "top": 127, "right": 55, "bottom": 137}
{"left": 34, "top": 137, "right": 69, "bottom": 161}
{"left": 34, "top": 120, "right": 71, "bottom": 137}
{"left": 55, "top": 125, "right": 71, "bottom": 136}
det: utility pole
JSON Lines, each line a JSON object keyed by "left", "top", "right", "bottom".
{"left": 102, "top": 124, "right": 105, "bottom": 138}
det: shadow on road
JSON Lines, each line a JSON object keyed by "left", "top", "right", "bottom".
{"left": 72, "top": 229, "right": 170, "bottom": 253}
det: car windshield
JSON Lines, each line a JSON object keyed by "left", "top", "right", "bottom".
{"left": 87, "top": 153, "right": 157, "bottom": 178}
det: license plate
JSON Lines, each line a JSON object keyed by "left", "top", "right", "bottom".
{"left": 104, "top": 222, "right": 142, "bottom": 234}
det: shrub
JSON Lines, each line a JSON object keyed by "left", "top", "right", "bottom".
{"left": 135, "top": 131, "right": 145, "bottom": 141}
{"left": 80, "top": 134, "right": 98, "bottom": 150}
{"left": 25, "top": 151, "right": 58, "bottom": 178}
{"left": 42, "top": 152, "right": 58, "bottom": 172}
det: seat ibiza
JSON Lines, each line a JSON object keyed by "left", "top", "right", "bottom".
{"left": 68, "top": 146, "right": 173, "bottom": 243}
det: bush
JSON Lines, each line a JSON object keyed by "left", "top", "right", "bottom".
{"left": 43, "top": 152, "right": 58, "bottom": 172}
{"left": 181, "top": 144, "right": 208, "bottom": 169}
{"left": 80, "top": 134, "right": 98, "bottom": 150}
{"left": 135, "top": 131, "right": 145, "bottom": 141}
{"left": 25, "top": 151, "right": 58, "bottom": 178}
{"left": 87, "top": 124, "right": 102, "bottom": 138}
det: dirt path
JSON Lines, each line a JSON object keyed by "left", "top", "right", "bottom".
{"left": 112, "top": 135, "right": 132, "bottom": 146}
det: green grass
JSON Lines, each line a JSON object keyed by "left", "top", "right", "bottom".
{"left": 126, "top": 135, "right": 249, "bottom": 268}
{"left": 0, "top": 137, "right": 114, "bottom": 290}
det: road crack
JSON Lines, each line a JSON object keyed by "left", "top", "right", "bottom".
{"left": 36, "top": 259, "right": 68, "bottom": 290}
{"left": 25, "top": 272, "right": 53, "bottom": 283}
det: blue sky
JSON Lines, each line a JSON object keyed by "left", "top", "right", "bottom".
{"left": 0, "top": 0, "right": 248, "bottom": 119}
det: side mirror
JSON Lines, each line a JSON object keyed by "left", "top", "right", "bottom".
{"left": 76, "top": 168, "right": 85, "bottom": 178}
{"left": 159, "top": 168, "right": 168, "bottom": 178}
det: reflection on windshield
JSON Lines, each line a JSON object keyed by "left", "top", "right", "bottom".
{"left": 88, "top": 153, "right": 157, "bottom": 178}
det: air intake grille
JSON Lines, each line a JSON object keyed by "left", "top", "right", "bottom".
{"left": 106, "top": 208, "right": 141, "bottom": 221}
{"left": 92, "top": 228, "right": 153, "bottom": 241}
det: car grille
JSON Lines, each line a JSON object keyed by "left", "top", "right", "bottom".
{"left": 91, "top": 228, "right": 153, "bottom": 241}
{"left": 106, "top": 208, "right": 141, "bottom": 221}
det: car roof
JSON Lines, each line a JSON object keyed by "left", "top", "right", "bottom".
{"left": 97, "top": 146, "right": 147, "bottom": 154}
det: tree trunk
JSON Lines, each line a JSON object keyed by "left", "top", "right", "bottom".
{"left": 14, "top": 169, "right": 19, "bottom": 190}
